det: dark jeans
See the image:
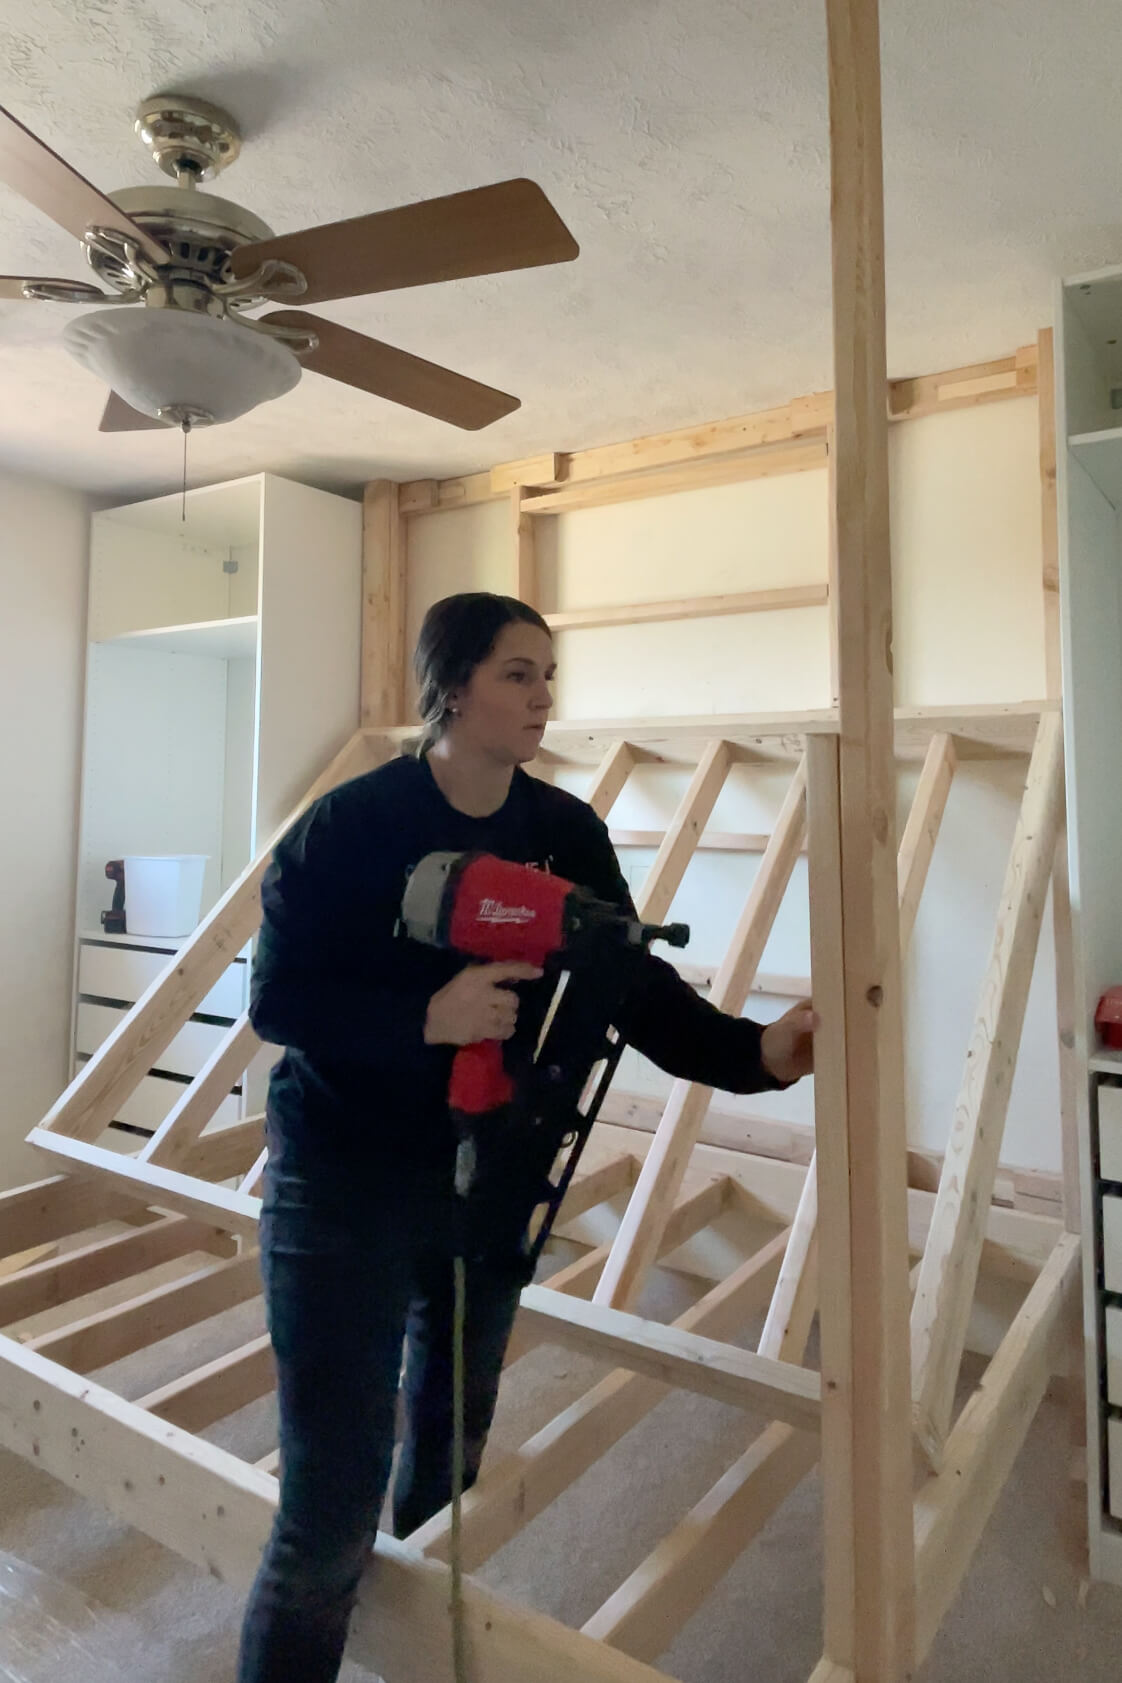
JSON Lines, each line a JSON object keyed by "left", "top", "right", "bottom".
{"left": 236, "top": 1165, "right": 522, "bottom": 1683}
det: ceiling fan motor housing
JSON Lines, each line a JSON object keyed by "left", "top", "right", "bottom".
{"left": 133, "top": 95, "right": 242, "bottom": 183}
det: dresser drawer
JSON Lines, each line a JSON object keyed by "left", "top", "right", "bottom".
{"left": 1100, "top": 1082, "right": 1122, "bottom": 1183}
{"left": 1109, "top": 1417, "right": 1122, "bottom": 1523}
{"left": 76, "top": 1001, "right": 236, "bottom": 1081}
{"left": 108, "top": 1070, "right": 241, "bottom": 1132}
{"left": 1106, "top": 1306, "right": 1122, "bottom": 1409}
{"left": 78, "top": 941, "right": 246, "bottom": 1020}
{"left": 1104, "top": 1195, "right": 1122, "bottom": 1295}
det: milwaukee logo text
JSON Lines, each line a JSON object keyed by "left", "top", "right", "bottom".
{"left": 476, "top": 898, "right": 537, "bottom": 924}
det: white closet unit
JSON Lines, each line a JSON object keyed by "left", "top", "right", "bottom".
{"left": 73, "top": 472, "right": 362, "bottom": 1146}
{"left": 1057, "top": 264, "right": 1122, "bottom": 1578}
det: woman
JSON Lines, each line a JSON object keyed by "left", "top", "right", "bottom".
{"left": 237, "top": 592, "right": 815, "bottom": 1683}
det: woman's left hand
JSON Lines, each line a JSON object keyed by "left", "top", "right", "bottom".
{"left": 761, "top": 999, "right": 818, "bottom": 1086}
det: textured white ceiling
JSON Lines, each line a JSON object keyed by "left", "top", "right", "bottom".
{"left": 1, "top": 0, "right": 1121, "bottom": 502}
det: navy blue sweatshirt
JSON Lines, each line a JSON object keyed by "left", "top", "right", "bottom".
{"left": 251, "top": 753, "right": 779, "bottom": 1191}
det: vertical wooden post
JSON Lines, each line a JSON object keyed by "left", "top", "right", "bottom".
{"left": 513, "top": 487, "right": 537, "bottom": 606}
{"left": 361, "top": 480, "right": 406, "bottom": 726}
{"left": 1038, "top": 325, "right": 1080, "bottom": 1233}
{"left": 1038, "top": 328, "right": 1061, "bottom": 699}
{"left": 827, "top": 424, "right": 840, "bottom": 707}
{"left": 806, "top": 734, "right": 856, "bottom": 1670}
{"left": 819, "top": 0, "right": 915, "bottom": 1675}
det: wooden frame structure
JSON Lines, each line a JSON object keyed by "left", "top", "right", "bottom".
{"left": 0, "top": 704, "right": 1076, "bottom": 1683}
{"left": 0, "top": 5, "right": 1079, "bottom": 1681}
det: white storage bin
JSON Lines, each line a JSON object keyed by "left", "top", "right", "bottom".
{"left": 1100, "top": 1082, "right": 1122, "bottom": 1182}
{"left": 124, "top": 854, "right": 207, "bottom": 937}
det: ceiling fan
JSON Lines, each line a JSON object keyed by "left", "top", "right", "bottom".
{"left": 0, "top": 93, "right": 579, "bottom": 432}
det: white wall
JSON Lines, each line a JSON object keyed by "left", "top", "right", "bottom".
{"left": 407, "top": 398, "right": 1062, "bottom": 1172}
{"left": 0, "top": 471, "right": 89, "bottom": 1190}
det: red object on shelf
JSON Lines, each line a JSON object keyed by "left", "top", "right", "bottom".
{"left": 1096, "top": 987, "right": 1122, "bottom": 1048}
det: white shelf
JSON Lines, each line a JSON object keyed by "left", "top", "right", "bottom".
{"left": 98, "top": 615, "right": 258, "bottom": 660}
{"left": 1070, "top": 427, "right": 1122, "bottom": 507}
{"left": 1092, "top": 1049, "right": 1122, "bottom": 1076}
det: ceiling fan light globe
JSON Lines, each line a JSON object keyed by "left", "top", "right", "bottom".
{"left": 62, "top": 307, "right": 301, "bottom": 424}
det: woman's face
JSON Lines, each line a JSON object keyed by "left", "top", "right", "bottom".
{"left": 450, "top": 620, "right": 556, "bottom": 764}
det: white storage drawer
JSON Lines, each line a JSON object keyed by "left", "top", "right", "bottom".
{"left": 1110, "top": 1418, "right": 1122, "bottom": 1522}
{"left": 78, "top": 941, "right": 246, "bottom": 1020}
{"left": 1100, "top": 1082, "right": 1122, "bottom": 1182}
{"left": 76, "top": 1001, "right": 236, "bottom": 1081}
{"left": 106, "top": 1070, "right": 241, "bottom": 1132}
{"left": 1104, "top": 1195, "right": 1122, "bottom": 1295}
{"left": 1107, "top": 1307, "right": 1122, "bottom": 1408}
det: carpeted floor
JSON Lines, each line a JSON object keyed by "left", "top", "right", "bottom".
{"left": 1, "top": 1259, "right": 1120, "bottom": 1682}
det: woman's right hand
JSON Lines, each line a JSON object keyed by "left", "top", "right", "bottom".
{"left": 423, "top": 961, "right": 543, "bottom": 1047}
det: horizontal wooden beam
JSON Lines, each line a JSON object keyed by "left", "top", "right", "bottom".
{"left": 0, "top": 1213, "right": 231, "bottom": 1330}
{"left": 524, "top": 441, "right": 825, "bottom": 516}
{"left": 516, "top": 1286, "right": 821, "bottom": 1430}
{"left": 28, "top": 1130, "right": 262, "bottom": 1238}
{"left": 599, "top": 1088, "right": 1062, "bottom": 1216}
{"left": 544, "top": 393, "right": 833, "bottom": 487}
{"left": 670, "top": 961, "right": 813, "bottom": 998}
{"left": 888, "top": 345, "right": 1036, "bottom": 422}
{"left": 136, "top": 1331, "right": 274, "bottom": 1431}
{"left": 490, "top": 452, "right": 569, "bottom": 493}
{"left": 0, "top": 1336, "right": 675, "bottom": 1683}
{"left": 544, "top": 584, "right": 828, "bottom": 633}
{"left": 610, "top": 828, "right": 804, "bottom": 855}
{"left": 0, "top": 1174, "right": 141, "bottom": 1257}
{"left": 26, "top": 1251, "right": 262, "bottom": 1373}
{"left": 372, "top": 702, "right": 1051, "bottom": 773}
{"left": 398, "top": 469, "right": 494, "bottom": 515}
{"left": 397, "top": 345, "right": 1036, "bottom": 518}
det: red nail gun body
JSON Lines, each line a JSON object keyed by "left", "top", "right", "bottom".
{"left": 401, "top": 851, "right": 688, "bottom": 1274}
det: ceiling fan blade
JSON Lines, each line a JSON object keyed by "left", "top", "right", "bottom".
{"left": 0, "top": 274, "right": 108, "bottom": 301}
{"left": 0, "top": 104, "right": 167, "bottom": 264}
{"left": 232, "top": 179, "right": 578, "bottom": 305}
{"left": 99, "top": 392, "right": 169, "bottom": 433}
{"left": 265, "top": 310, "right": 519, "bottom": 430}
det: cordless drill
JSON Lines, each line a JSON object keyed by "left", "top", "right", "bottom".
{"left": 401, "top": 850, "right": 689, "bottom": 1274}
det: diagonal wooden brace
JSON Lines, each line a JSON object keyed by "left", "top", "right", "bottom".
{"left": 909, "top": 711, "right": 1065, "bottom": 1467}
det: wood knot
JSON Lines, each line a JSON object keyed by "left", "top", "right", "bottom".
{"left": 866, "top": 985, "right": 884, "bottom": 1007}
